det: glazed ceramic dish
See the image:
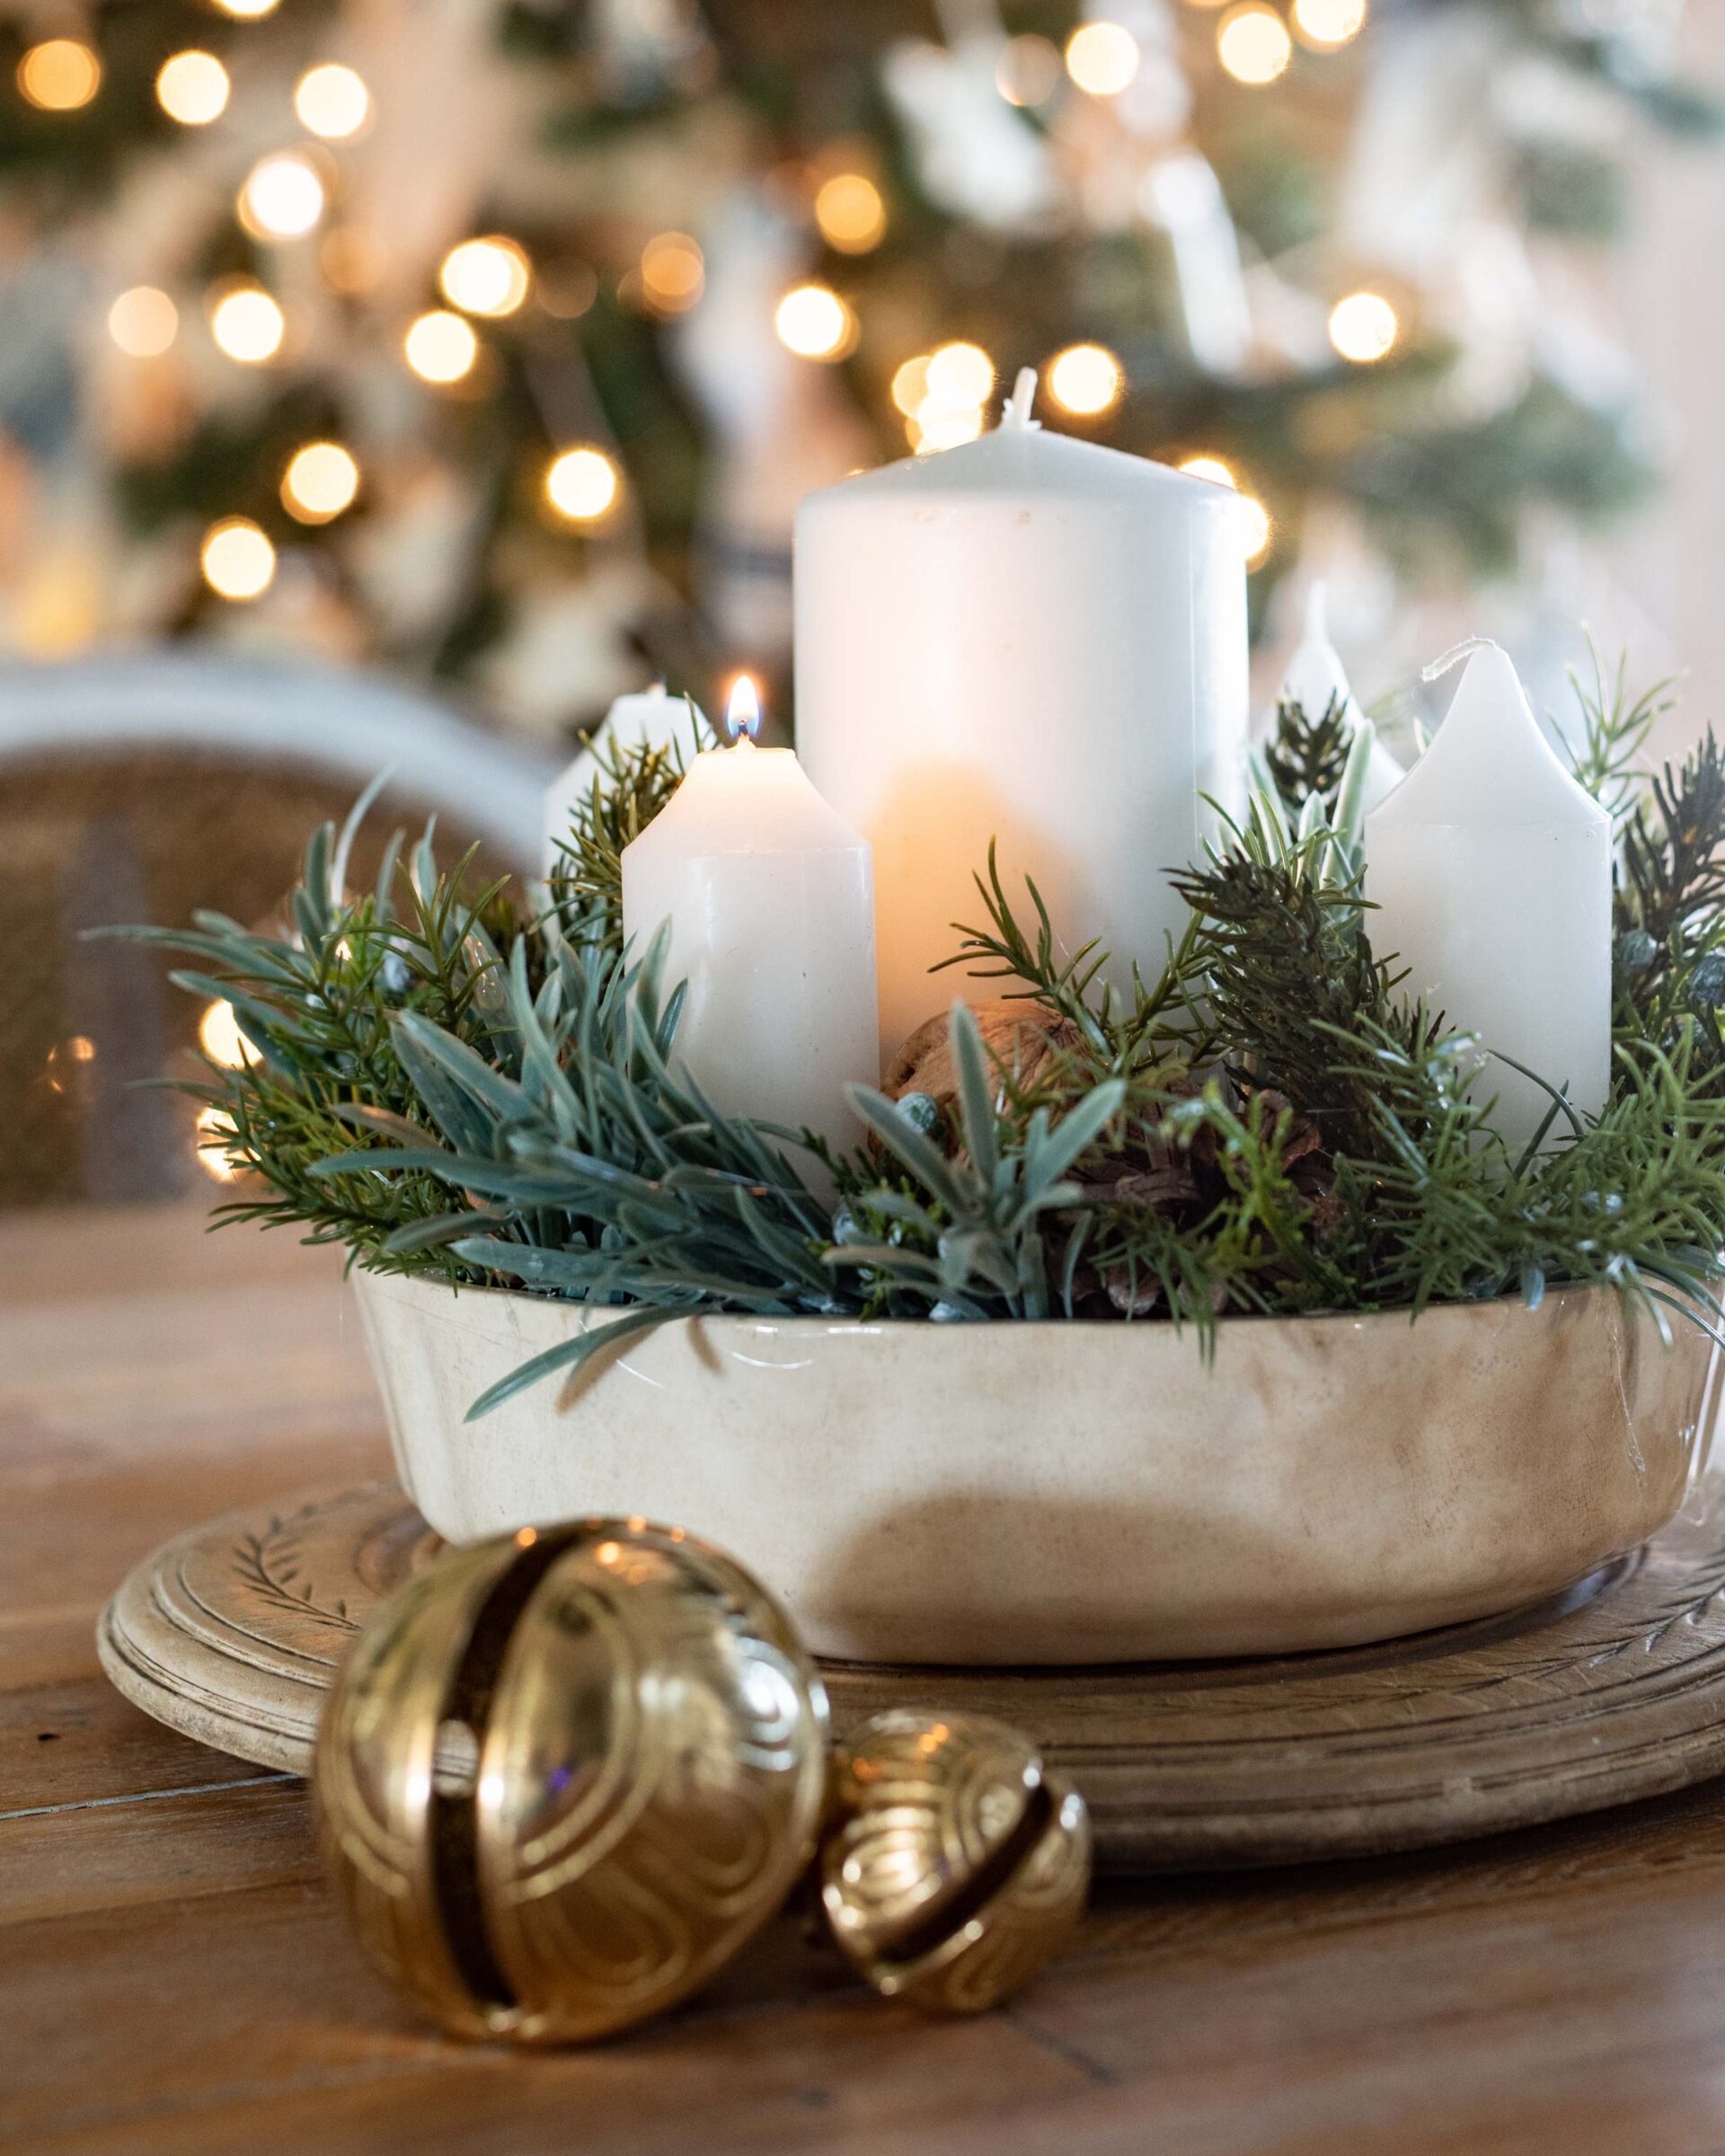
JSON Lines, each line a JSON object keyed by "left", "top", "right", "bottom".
{"left": 352, "top": 1271, "right": 1717, "bottom": 1666}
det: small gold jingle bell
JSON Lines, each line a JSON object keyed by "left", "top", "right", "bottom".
{"left": 314, "top": 1517, "right": 830, "bottom": 2045}
{"left": 819, "top": 1710, "right": 1092, "bottom": 2014}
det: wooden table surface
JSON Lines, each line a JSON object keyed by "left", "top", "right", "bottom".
{"left": 12, "top": 1211, "right": 1725, "bottom": 2156}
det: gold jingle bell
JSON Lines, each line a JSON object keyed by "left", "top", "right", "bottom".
{"left": 314, "top": 1517, "right": 830, "bottom": 2044}
{"left": 820, "top": 1710, "right": 1091, "bottom": 2014}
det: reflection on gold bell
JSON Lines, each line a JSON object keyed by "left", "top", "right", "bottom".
{"left": 314, "top": 1519, "right": 830, "bottom": 2044}
{"left": 819, "top": 1709, "right": 1091, "bottom": 2014}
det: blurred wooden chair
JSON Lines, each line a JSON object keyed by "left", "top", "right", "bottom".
{"left": 0, "top": 649, "right": 555, "bottom": 1208}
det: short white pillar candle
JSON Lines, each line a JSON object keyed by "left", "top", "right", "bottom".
{"left": 1365, "top": 642, "right": 1612, "bottom": 1153}
{"left": 621, "top": 677, "right": 879, "bottom": 1160}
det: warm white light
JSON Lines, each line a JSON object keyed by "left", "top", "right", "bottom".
{"left": 1292, "top": 0, "right": 1367, "bottom": 47}
{"left": 995, "top": 33, "right": 1062, "bottom": 106}
{"left": 439, "top": 235, "right": 531, "bottom": 318}
{"left": 195, "top": 1102, "right": 244, "bottom": 1181}
{"left": 814, "top": 173, "right": 886, "bottom": 253}
{"left": 294, "top": 62, "right": 370, "bottom": 139}
{"left": 774, "top": 283, "right": 854, "bottom": 361}
{"left": 209, "top": 285, "right": 286, "bottom": 364}
{"left": 200, "top": 517, "right": 276, "bottom": 601}
{"left": 1177, "top": 452, "right": 1267, "bottom": 556}
{"left": 1047, "top": 342, "right": 1123, "bottom": 416}
{"left": 240, "top": 152, "right": 326, "bottom": 241}
{"left": 913, "top": 404, "right": 986, "bottom": 455}
{"left": 726, "top": 674, "right": 762, "bottom": 741}
{"left": 212, "top": 0, "right": 279, "bottom": 16}
{"left": 891, "top": 355, "right": 932, "bottom": 417}
{"left": 155, "top": 50, "right": 228, "bottom": 125}
{"left": 1217, "top": 3, "right": 1294, "bottom": 84}
{"left": 1328, "top": 289, "right": 1399, "bottom": 364}
{"left": 403, "top": 309, "right": 478, "bottom": 384}
{"left": 639, "top": 232, "right": 704, "bottom": 314}
{"left": 199, "top": 1001, "right": 256, "bottom": 1069}
{"left": 282, "top": 442, "right": 359, "bottom": 524}
{"left": 544, "top": 446, "right": 621, "bottom": 525}
{"left": 108, "top": 286, "right": 178, "bottom": 358}
{"left": 18, "top": 40, "right": 100, "bottom": 110}
{"left": 926, "top": 341, "right": 995, "bottom": 409}
{"left": 1065, "top": 22, "right": 1141, "bottom": 96}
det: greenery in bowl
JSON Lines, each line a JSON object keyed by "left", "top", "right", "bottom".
{"left": 119, "top": 653, "right": 1725, "bottom": 1417}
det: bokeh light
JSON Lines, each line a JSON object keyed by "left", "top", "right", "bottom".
{"left": 108, "top": 287, "right": 178, "bottom": 358}
{"left": 926, "top": 341, "right": 995, "bottom": 408}
{"left": 1047, "top": 342, "right": 1124, "bottom": 416}
{"left": 891, "top": 355, "right": 932, "bottom": 417}
{"left": 1217, "top": 4, "right": 1294, "bottom": 84}
{"left": 439, "top": 235, "right": 531, "bottom": 317}
{"left": 1328, "top": 289, "right": 1399, "bottom": 363}
{"left": 1179, "top": 455, "right": 1237, "bottom": 488}
{"left": 913, "top": 406, "right": 986, "bottom": 455}
{"left": 815, "top": 172, "right": 887, "bottom": 254}
{"left": 1292, "top": 0, "right": 1368, "bottom": 48}
{"left": 995, "top": 33, "right": 1062, "bottom": 107}
{"left": 403, "top": 309, "right": 478, "bottom": 384}
{"left": 195, "top": 1102, "right": 244, "bottom": 1181}
{"left": 1241, "top": 495, "right": 1273, "bottom": 562}
{"left": 774, "top": 283, "right": 854, "bottom": 360}
{"left": 1065, "top": 22, "right": 1141, "bottom": 97}
{"left": 212, "top": 0, "right": 279, "bottom": 17}
{"left": 209, "top": 284, "right": 286, "bottom": 364}
{"left": 200, "top": 518, "right": 276, "bottom": 601}
{"left": 199, "top": 1001, "right": 256, "bottom": 1069}
{"left": 18, "top": 40, "right": 101, "bottom": 111}
{"left": 155, "top": 50, "right": 228, "bottom": 126}
{"left": 282, "top": 442, "right": 360, "bottom": 524}
{"left": 239, "top": 152, "right": 326, "bottom": 241}
{"left": 640, "top": 232, "right": 704, "bottom": 314}
{"left": 294, "top": 62, "right": 370, "bottom": 139}
{"left": 544, "top": 446, "right": 622, "bottom": 525}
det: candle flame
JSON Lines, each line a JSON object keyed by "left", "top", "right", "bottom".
{"left": 725, "top": 673, "right": 762, "bottom": 741}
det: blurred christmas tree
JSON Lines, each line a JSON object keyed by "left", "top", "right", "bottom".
{"left": 0, "top": 0, "right": 1713, "bottom": 740}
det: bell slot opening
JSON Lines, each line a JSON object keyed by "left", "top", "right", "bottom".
{"left": 429, "top": 1527, "right": 585, "bottom": 2011}
{"left": 873, "top": 1773, "right": 1057, "bottom": 1971}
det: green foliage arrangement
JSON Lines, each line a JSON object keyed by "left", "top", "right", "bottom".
{"left": 119, "top": 653, "right": 1725, "bottom": 1415}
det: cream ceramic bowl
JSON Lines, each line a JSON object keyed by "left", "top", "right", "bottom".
{"left": 352, "top": 1271, "right": 1716, "bottom": 1666}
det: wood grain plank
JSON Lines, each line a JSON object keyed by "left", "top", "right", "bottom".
{"left": 0, "top": 1878, "right": 1084, "bottom": 2154}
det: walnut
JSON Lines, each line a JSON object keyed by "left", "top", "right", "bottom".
{"left": 884, "top": 1000, "right": 1083, "bottom": 1107}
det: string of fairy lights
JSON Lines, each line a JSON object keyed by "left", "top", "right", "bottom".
{"left": 16, "top": 0, "right": 1396, "bottom": 635}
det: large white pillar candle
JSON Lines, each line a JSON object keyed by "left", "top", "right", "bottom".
{"left": 621, "top": 678, "right": 879, "bottom": 1158}
{"left": 1365, "top": 642, "right": 1611, "bottom": 1153}
{"left": 543, "top": 684, "right": 705, "bottom": 879}
{"left": 1275, "top": 583, "right": 1403, "bottom": 812}
{"left": 794, "top": 367, "right": 1249, "bottom": 1061}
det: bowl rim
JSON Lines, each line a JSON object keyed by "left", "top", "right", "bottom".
{"left": 352, "top": 1263, "right": 1630, "bottom": 1341}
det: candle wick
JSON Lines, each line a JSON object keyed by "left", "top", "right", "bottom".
{"left": 1000, "top": 367, "right": 1040, "bottom": 433}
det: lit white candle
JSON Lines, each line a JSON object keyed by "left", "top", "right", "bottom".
{"left": 1275, "top": 583, "right": 1403, "bottom": 811}
{"left": 542, "top": 683, "right": 705, "bottom": 879}
{"left": 620, "top": 676, "right": 878, "bottom": 1157}
{"left": 1365, "top": 642, "right": 1611, "bottom": 1153}
{"left": 795, "top": 366, "right": 1248, "bottom": 1061}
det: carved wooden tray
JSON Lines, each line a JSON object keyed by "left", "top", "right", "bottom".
{"left": 99, "top": 1479, "right": 1725, "bottom": 1872}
